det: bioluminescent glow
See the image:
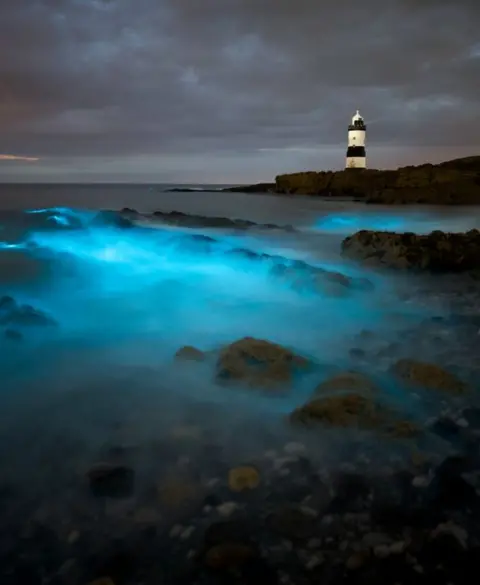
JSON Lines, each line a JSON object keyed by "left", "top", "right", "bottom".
{"left": 0, "top": 205, "right": 473, "bottom": 419}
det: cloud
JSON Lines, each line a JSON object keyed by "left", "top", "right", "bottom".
{"left": 0, "top": 0, "right": 479, "bottom": 180}
{"left": 0, "top": 154, "right": 39, "bottom": 162}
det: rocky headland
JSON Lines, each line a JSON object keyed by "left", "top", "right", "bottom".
{"left": 168, "top": 156, "right": 480, "bottom": 205}
{"left": 274, "top": 156, "right": 480, "bottom": 204}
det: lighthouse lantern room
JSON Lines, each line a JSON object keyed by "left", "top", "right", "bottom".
{"left": 346, "top": 110, "right": 366, "bottom": 169}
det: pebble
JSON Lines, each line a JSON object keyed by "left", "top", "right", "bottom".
{"left": 346, "top": 551, "right": 369, "bottom": 570}
{"left": 431, "top": 521, "right": 468, "bottom": 548}
{"left": 456, "top": 418, "right": 469, "bottom": 428}
{"left": 305, "top": 553, "right": 325, "bottom": 570}
{"left": 180, "top": 526, "right": 195, "bottom": 540}
{"left": 169, "top": 524, "right": 184, "bottom": 538}
{"left": 284, "top": 442, "right": 306, "bottom": 455}
{"left": 412, "top": 475, "right": 431, "bottom": 488}
{"left": 307, "top": 538, "right": 322, "bottom": 549}
{"left": 67, "top": 530, "right": 80, "bottom": 544}
{"left": 374, "top": 544, "right": 391, "bottom": 558}
{"left": 362, "top": 532, "right": 391, "bottom": 548}
{"left": 217, "top": 502, "right": 240, "bottom": 518}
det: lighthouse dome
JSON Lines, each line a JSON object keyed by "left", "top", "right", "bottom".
{"left": 352, "top": 110, "right": 363, "bottom": 124}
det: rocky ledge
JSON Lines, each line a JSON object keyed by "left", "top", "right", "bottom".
{"left": 341, "top": 228, "right": 480, "bottom": 272}
{"left": 121, "top": 208, "right": 295, "bottom": 232}
{"left": 231, "top": 156, "right": 480, "bottom": 204}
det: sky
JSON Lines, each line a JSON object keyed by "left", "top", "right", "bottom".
{"left": 0, "top": 0, "right": 479, "bottom": 183}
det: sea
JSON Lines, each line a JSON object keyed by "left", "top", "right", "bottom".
{"left": 0, "top": 182, "right": 478, "bottom": 580}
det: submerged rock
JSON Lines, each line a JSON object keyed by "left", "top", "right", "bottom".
{"left": 86, "top": 463, "right": 135, "bottom": 498}
{"left": 0, "top": 296, "right": 57, "bottom": 328}
{"left": 228, "top": 466, "right": 261, "bottom": 492}
{"left": 291, "top": 393, "right": 386, "bottom": 429}
{"left": 390, "top": 359, "right": 468, "bottom": 394}
{"left": 216, "top": 336, "right": 310, "bottom": 390}
{"left": 341, "top": 229, "right": 480, "bottom": 272}
{"left": 174, "top": 345, "right": 206, "bottom": 362}
{"left": 315, "top": 371, "right": 379, "bottom": 396}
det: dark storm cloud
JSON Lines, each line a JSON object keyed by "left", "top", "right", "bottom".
{"left": 0, "top": 0, "right": 479, "bottom": 177}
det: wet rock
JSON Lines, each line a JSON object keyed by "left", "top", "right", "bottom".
{"left": 204, "top": 543, "right": 257, "bottom": 569}
{"left": 315, "top": 371, "right": 379, "bottom": 395}
{"left": 291, "top": 393, "right": 384, "bottom": 429}
{"left": 228, "top": 466, "right": 261, "bottom": 492}
{"left": 216, "top": 336, "right": 309, "bottom": 390}
{"left": 342, "top": 228, "right": 480, "bottom": 272}
{"left": 4, "top": 328, "right": 23, "bottom": 341}
{"left": 267, "top": 505, "right": 317, "bottom": 540}
{"left": 174, "top": 345, "right": 206, "bottom": 362}
{"left": 428, "top": 455, "right": 478, "bottom": 509}
{"left": 385, "top": 419, "right": 420, "bottom": 439}
{"left": 390, "top": 358, "right": 468, "bottom": 394}
{"left": 86, "top": 464, "right": 135, "bottom": 498}
{"left": 462, "top": 407, "right": 480, "bottom": 429}
{"left": 0, "top": 296, "right": 57, "bottom": 328}
{"left": 346, "top": 550, "right": 370, "bottom": 570}
{"left": 157, "top": 474, "right": 201, "bottom": 509}
{"left": 276, "top": 157, "right": 480, "bottom": 204}
{"left": 203, "top": 520, "right": 253, "bottom": 548}
{"left": 429, "top": 417, "right": 462, "bottom": 442}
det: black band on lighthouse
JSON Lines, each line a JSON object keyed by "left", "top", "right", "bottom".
{"left": 346, "top": 146, "right": 366, "bottom": 157}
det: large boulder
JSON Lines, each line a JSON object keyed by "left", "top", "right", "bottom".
{"left": 341, "top": 229, "right": 480, "bottom": 272}
{"left": 216, "top": 336, "right": 310, "bottom": 390}
{"left": 274, "top": 156, "right": 480, "bottom": 204}
{"left": 390, "top": 359, "right": 468, "bottom": 395}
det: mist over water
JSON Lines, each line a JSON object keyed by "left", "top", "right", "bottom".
{"left": 0, "top": 186, "right": 479, "bottom": 575}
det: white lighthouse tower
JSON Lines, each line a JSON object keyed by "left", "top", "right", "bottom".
{"left": 345, "top": 110, "right": 366, "bottom": 169}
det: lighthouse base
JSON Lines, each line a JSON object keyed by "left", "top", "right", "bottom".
{"left": 345, "top": 157, "right": 366, "bottom": 169}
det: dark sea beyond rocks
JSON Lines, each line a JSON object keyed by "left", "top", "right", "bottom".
{"left": 0, "top": 183, "right": 479, "bottom": 585}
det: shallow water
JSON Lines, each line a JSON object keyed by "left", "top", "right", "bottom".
{"left": 0, "top": 187, "right": 478, "bottom": 583}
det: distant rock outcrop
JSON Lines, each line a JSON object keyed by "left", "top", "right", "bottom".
{"left": 274, "top": 156, "right": 480, "bottom": 204}
{"left": 341, "top": 229, "right": 480, "bottom": 272}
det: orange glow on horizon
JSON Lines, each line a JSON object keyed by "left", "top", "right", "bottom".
{"left": 0, "top": 154, "right": 39, "bottom": 162}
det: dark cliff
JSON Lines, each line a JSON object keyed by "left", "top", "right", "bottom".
{"left": 274, "top": 156, "right": 480, "bottom": 204}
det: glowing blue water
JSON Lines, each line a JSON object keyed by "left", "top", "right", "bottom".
{"left": 0, "top": 202, "right": 476, "bottom": 426}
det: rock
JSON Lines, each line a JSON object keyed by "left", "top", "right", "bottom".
{"left": 341, "top": 229, "right": 480, "bottom": 272}
{"left": 204, "top": 543, "right": 257, "bottom": 569}
{"left": 275, "top": 156, "right": 480, "bottom": 205}
{"left": 204, "top": 520, "right": 252, "bottom": 548}
{"left": 132, "top": 507, "right": 161, "bottom": 524}
{"left": 346, "top": 550, "right": 370, "bottom": 570}
{"left": 431, "top": 521, "right": 468, "bottom": 548}
{"left": 4, "top": 328, "right": 23, "bottom": 341}
{"left": 174, "top": 345, "right": 206, "bottom": 362}
{"left": 216, "top": 336, "right": 309, "bottom": 389}
{"left": 291, "top": 392, "right": 393, "bottom": 432}
{"left": 390, "top": 359, "right": 468, "bottom": 394}
{"left": 86, "top": 464, "right": 135, "bottom": 498}
{"left": 462, "top": 407, "right": 480, "bottom": 429}
{"left": 87, "top": 579, "right": 116, "bottom": 585}
{"left": 428, "top": 455, "right": 478, "bottom": 509}
{"left": 228, "top": 466, "right": 261, "bottom": 492}
{"left": 217, "top": 502, "right": 241, "bottom": 518}
{"left": 0, "top": 296, "right": 57, "bottom": 327}
{"left": 267, "top": 505, "right": 317, "bottom": 540}
{"left": 385, "top": 419, "right": 420, "bottom": 439}
{"left": 157, "top": 474, "right": 200, "bottom": 509}
{"left": 315, "top": 371, "right": 379, "bottom": 395}
{"left": 269, "top": 260, "right": 373, "bottom": 296}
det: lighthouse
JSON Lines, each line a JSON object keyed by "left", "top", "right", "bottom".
{"left": 346, "top": 110, "right": 366, "bottom": 169}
